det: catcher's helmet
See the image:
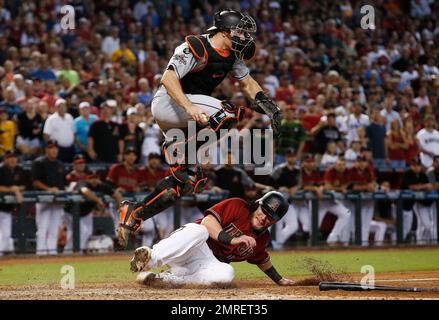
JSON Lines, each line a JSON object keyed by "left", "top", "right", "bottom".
{"left": 207, "top": 10, "right": 257, "bottom": 60}
{"left": 256, "top": 191, "right": 289, "bottom": 222}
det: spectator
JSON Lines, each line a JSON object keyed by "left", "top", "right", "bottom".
{"left": 322, "top": 158, "right": 352, "bottom": 245}
{"left": 88, "top": 100, "right": 120, "bottom": 163}
{"left": 403, "top": 119, "right": 420, "bottom": 165}
{"left": 119, "top": 107, "right": 144, "bottom": 160}
{"left": 380, "top": 93, "right": 403, "bottom": 130}
{"left": 346, "top": 101, "right": 369, "bottom": 145}
{"left": 140, "top": 111, "right": 162, "bottom": 165}
{"left": 311, "top": 113, "right": 343, "bottom": 156}
{"left": 416, "top": 115, "right": 439, "bottom": 168}
{"left": 321, "top": 141, "right": 339, "bottom": 168}
{"left": 0, "top": 107, "right": 16, "bottom": 157}
{"left": 366, "top": 108, "right": 387, "bottom": 160}
{"left": 16, "top": 99, "right": 43, "bottom": 160}
{"left": 277, "top": 106, "right": 307, "bottom": 161}
{"left": 137, "top": 78, "right": 153, "bottom": 106}
{"left": 74, "top": 102, "right": 98, "bottom": 158}
{"left": 140, "top": 153, "right": 168, "bottom": 191}
{"left": 0, "top": 87, "right": 21, "bottom": 118}
{"left": 58, "top": 58, "right": 80, "bottom": 87}
{"left": 401, "top": 158, "right": 435, "bottom": 244}
{"left": 32, "top": 140, "right": 66, "bottom": 255}
{"left": 370, "top": 181, "right": 396, "bottom": 245}
{"left": 345, "top": 140, "right": 362, "bottom": 168}
{"left": 32, "top": 54, "right": 56, "bottom": 81}
{"left": 43, "top": 98, "right": 76, "bottom": 162}
{"left": 112, "top": 40, "right": 137, "bottom": 63}
{"left": 386, "top": 119, "right": 408, "bottom": 162}
{"left": 0, "top": 150, "right": 28, "bottom": 255}
{"left": 413, "top": 87, "right": 430, "bottom": 110}
{"left": 101, "top": 26, "right": 120, "bottom": 57}
{"left": 9, "top": 74, "right": 25, "bottom": 100}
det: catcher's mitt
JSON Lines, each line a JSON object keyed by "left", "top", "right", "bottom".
{"left": 251, "top": 92, "right": 282, "bottom": 137}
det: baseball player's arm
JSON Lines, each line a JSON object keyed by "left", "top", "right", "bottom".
{"left": 257, "top": 260, "right": 294, "bottom": 286}
{"left": 161, "top": 69, "right": 207, "bottom": 124}
{"left": 200, "top": 214, "right": 256, "bottom": 248}
{"left": 79, "top": 186, "right": 105, "bottom": 209}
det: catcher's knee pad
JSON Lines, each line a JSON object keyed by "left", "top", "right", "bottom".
{"left": 208, "top": 101, "right": 245, "bottom": 132}
{"left": 183, "top": 165, "right": 208, "bottom": 195}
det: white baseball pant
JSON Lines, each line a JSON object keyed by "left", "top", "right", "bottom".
{"left": 296, "top": 201, "right": 311, "bottom": 233}
{"left": 35, "top": 203, "right": 64, "bottom": 255}
{"left": 369, "top": 220, "right": 388, "bottom": 246}
{"left": 144, "top": 223, "right": 234, "bottom": 286}
{"left": 402, "top": 210, "right": 414, "bottom": 241}
{"left": 318, "top": 200, "right": 351, "bottom": 244}
{"left": 152, "top": 92, "right": 224, "bottom": 132}
{"left": 141, "top": 208, "right": 174, "bottom": 247}
{"left": 0, "top": 211, "right": 14, "bottom": 255}
{"left": 413, "top": 202, "right": 435, "bottom": 244}
{"left": 344, "top": 200, "right": 375, "bottom": 246}
{"left": 275, "top": 204, "right": 299, "bottom": 245}
{"left": 64, "top": 213, "right": 94, "bottom": 252}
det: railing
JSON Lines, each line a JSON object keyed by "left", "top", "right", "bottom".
{"left": 1, "top": 190, "right": 438, "bottom": 253}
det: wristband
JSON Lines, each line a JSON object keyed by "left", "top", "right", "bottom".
{"left": 264, "top": 266, "right": 282, "bottom": 284}
{"left": 217, "top": 230, "right": 233, "bottom": 245}
{"left": 255, "top": 91, "right": 267, "bottom": 101}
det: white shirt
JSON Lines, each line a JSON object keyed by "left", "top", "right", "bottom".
{"left": 101, "top": 36, "right": 120, "bottom": 56}
{"left": 413, "top": 96, "right": 430, "bottom": 109}
{"left": 344, "top": 149, "right": 359, "bottom": 168}
{"left": 321, "top": 153, "right": 339, "bottom": 168}
{"left": 133, "top": 1, "right": 151, "bottom": 21}
{"left": 43, "top": 112, "right": 75, "bottom": 147}
{"left": 416, "top": 128, "right": 439, "bottom": 168}
{"left": 346, "top": 114, "right": 369, "bottom": 144}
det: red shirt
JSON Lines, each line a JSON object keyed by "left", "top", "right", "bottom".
{"left": 106, "top": 163, "right": 142, "bottom": 192}
{"left": 348, "top": 166, "right": 376, "bottom": 185}
{"left": 195, "top": 198, "right": 270, "bottom": 265}
{"left": 324, "top": 167, "right": 350, "bottom": 187}
{"left": 301, "top": 168, "right": 323, "bottom": 186}
{"left": 65, "top": 170, "right": 87, "bottom": 184}
{"left": 140, "top": 166, "right": 168, "bottom": 190}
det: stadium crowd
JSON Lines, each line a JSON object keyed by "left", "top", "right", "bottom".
{"left": 0, "top": 0, "right": 439, "bottom": 254}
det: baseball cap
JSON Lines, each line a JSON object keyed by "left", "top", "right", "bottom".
{"left": 124, "top": 146, "right": 137, "bottom": 155}
{"left": 55, "top": 98, "right": 67, "bottom": 108}
{"left": 356, "top": 155, "right": 368, "bottom": 162}
{"left": 73, "top": 154, "right": 86, "bottom": 164}
{"left": 127, "top": 107, "right": 137, "bottom": 116}
{"left": 303, "top": 154, "right": 315, "bottom": 162}
{"left": 46, "top": 139, "right": 58, "bottom": 148}
{"left": 148, "top": 153, "right": 161, "bottom": 160}
{"left": 3, "top": 149, "right": 19, "bottom": 158}
{"left": 285, "top": 148, "right": 296, "bottom": 157}
{"left": 79, "top": 101, "right": 91, "bottom": 109}
{"left": 102, "top": 99, "right": 117, "bottom": 108}
{"left": 85, "top": 171, "right": 100, "bottom": 180}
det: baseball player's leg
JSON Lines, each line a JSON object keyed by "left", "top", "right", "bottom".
{"left": 297, "top": 201, "right": 311, "bottom": 233}
{"left": 369, "top": 220, "right": 387, "bottom": 246}
{"left": 156, "top": 207, "right": 174, "bottom": 237}
{"left": 326, "top": 201, "right": 351, "bottom": 244}
{"left": 402, "top": 210, "right": 414, "bottom": 241}
{"left": 275, "top": 204, "right": 299, "bottom": 245}
{"left": 132, "top": 223, "right": 209, "bottom": 273}
{"left": 46, "top": 205, "right": 63, "bottom": 255}
{"left": 36, "top": 203, "right": 50, "bottom": 255}
{"left": 0, "top": 211, "right": 12, "bottom": 254}
{"left": 118, "top": 95, "right": 242, "bottom": 247}
{"left": 413, "top": 203, "right": 434, "bottom": 244}
{"left": 63, "top": 212, "right": 73, "bottom": 253}
{"left": 80, "top": 214, "right": 93, "bottom": 251}
{"left": 361, "top": 201, "right": 375, "bottom": 246}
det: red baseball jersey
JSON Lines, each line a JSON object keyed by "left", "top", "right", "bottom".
{"left": 65, "top": 171, "right": 86, "bottom": 184}
{"left": 348, "top": 165, "right": 376, "bottom": 184}
{"left": 301, "top": 168, "right": 323, "bottom": 186}
{"left": 324, "top": 167, "right": 350, "bottom": 187}
{"left": 195, "top": 198, "right": 270, "bottom": 265}
{"left": 139, "top": 166, "right": 169, "bottom": 190}
{"left": 106, "top": 163, "right": 142, "bottom": 192}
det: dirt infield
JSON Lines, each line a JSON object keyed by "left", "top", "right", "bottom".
{"left": 1, "top": 268, "right": 439, "bottom": 300}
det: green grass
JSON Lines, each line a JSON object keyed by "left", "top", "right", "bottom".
{"left": 1, "top": 248, "right": 439, "bottom": 286}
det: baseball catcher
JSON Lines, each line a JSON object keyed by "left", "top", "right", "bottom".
{"left": 130, "top": 191, "right": 295, "bottom": 287}
{"left": 117, "top": 10, "right": 282, "bottom": 247}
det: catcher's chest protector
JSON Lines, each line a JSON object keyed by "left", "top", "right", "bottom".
{"left": 181, "top": 35, "right": 236, "bottom": 96}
